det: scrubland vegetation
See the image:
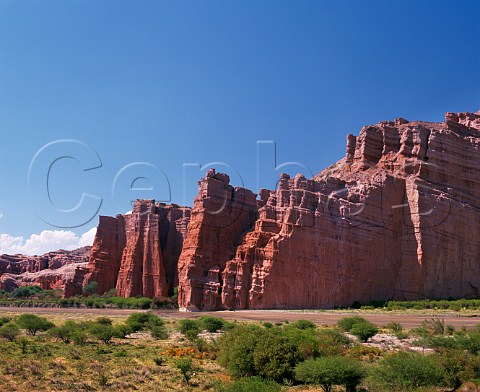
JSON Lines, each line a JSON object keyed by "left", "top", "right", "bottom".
{"left": 1, "top": 311, "right": 480, "bottom": 391}
{"left": 0, "top": 284, "right": 176, "bottom": 309}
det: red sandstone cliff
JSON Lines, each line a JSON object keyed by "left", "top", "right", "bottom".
{"left": 178, "top": 110, "right": 480, "bottom": 310}
{"left": 83, "top": 200, "right": 190, "bottom": 298}
{"left": 0, "top": 247, "right": 91, "bottom": 296}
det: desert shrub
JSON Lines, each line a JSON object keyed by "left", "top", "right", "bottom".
{"left": 350, "top": 320, "right": 378, "bottom": 342}
{"left": 199, "top": 316, "right": 224, "bottom": 332}
{"left": 89, "top": 323, "right": 116, "bottom": 344}
{"left": 295, "top": 356, "right": 364, "bottom": 392}
{"left": 385, "top": 321, "right": 403, "bottom": 333}
{"left": 114, "top": 323, "right": 133, "bottom": 338}
{"left": 337, "top": 316, "right": 368, "bottom": 332}
{"left": 48, "top": 321, "right": 79, "bottom": 343}
{"left": 0, "top": 316, "right": 12, "bottom": 326}
{"left": 178, "top": 319, "right": 200, "bottom": 340}
{"left": 83, "top": 281, "right": 98, "bottom": 296}
{"left": 217, "top": 376, "right": 281, "bottom": 392}
{"left": 263, "top": 322, "right": 273, "bottom": 329}
{"left": 71, "top": 329, "right": 88, "bottom": 345}
{"left": 153, "top": 356, "right": 165, "bottom": 366}
{"left": 218, "top": 325, "right": 263, "bottom": 378}
{"left": 123, "top": 313, "right": 167, "bottom": 338}
{"left": 421, "top": 318, "right": 445, "bottom": 335}
{"left": 16, "top": 336, "right": 30, "bottom": 353}
{"left": 253, "top": 329, "right": 300, "bottom": 381}
{"left": 291, "top": 319, "right": 316, "bottom": 330}
{"left": 150, "top": 324, "right": 169, "bottom": 339}
{"left": 11, "top": 285, "right": 43, "bottom": 298}
{"left": 370, "top": 351, "right": 444, "bottom": 391}
{"left": 174, "top": 356, "right": 194, "bottom": 384}
{"left": 282, "top": 326, "right": 321, "bottom": 360}
{"left": 316, "top": 328, "right": 352, "bottom": 356}
{"left": 16, "top": 314, "right": 54, "bottom": 336}
{"left": 0, "top": 322, "right": 20, "bottom": 341}
{"left": 436, "top": 349, "right": 480, "bottom": 389}
{"left": 219, "top": 324, "right": 322, "bottom": 381}
{"left": 125, "top": 313, "right": 151, "bottom": 332}
{"left": 95, "top": 317, "right": 113, "bottom": 325}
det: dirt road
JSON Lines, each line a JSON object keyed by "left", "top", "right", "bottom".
{"left": 2, "top": 307, "right": 480, "bottom": 328}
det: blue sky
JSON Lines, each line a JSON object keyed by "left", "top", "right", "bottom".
{"left": 0, "top": 0, "right": 479, "bottom": 254}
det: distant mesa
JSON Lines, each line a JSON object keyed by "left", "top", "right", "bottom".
{"left": 3, "top": 110, "right": 480, "bottom": 310}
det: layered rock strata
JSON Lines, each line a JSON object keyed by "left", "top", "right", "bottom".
{"left": 0, "top": 247, "right": 91, "bottom": 296}
{"left": 178, "top": 110, "right": 480, "bottom": 310}
{"left": 83, "top": 201, "right": 190, "bottom": 298}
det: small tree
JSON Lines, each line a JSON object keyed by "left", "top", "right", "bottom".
{"left": 0, "top": 322, "right": 20, "bottom": 341}
{"left": 89, "top": 324, "right": 116, "bottom": 344}
{"left": 337, "top": 316, "right": 368, "bottom": 332}
{"left": 371, "top": 352, "right": 444, "bottom": 390}
{"left": 295, "top": 356, "right": 365, "bottom": 392}
{"left": 16, "top": 314, "right": 54, "bottom": 336}
{"left": 178, "top": 319, "right": 200, "bottom": 340}
{"left": 49, "top": 322, "right": 77, "bottom": 343}
{"left": 174, "top": 356, "right": 194, "bottom": 384}
{"left": 199, "top": 316, "right": 224, "bottom": 332}
{"left": 291, "top": 320, "right": 316, "bottom": 330}
{"left": 83, "top": 281, "right": 99, "bottom": 296}
{"left": 0, "top": 316, "right": 12, "bottom": 326}
{"left": 350, "top": 320, "right": 378, "bottom": 342}
{"left": 114, "top": 323, "right": 133, "bottom": 338}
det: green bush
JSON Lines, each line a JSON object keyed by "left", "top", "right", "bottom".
{"left": 124, "top": 313, "right": 167, "bottom": 338}
{"left": 11, "top": 285, "right": 43, "bottom": 298}
{"left": 174, "top": 356, "right": 194, "bottom": 384}
{"left": 83, "top": 281, "right": 99, "bottom": 296}
{"left": 291, "top": 319, "right": 316, "bottom": 330}
{"left": 218, "top": 325, "right": 263, "bottom": 378}
{"left": 0, "top": 316, "right": 12, "bottom": 326}
{"left": 89, "top": 323, "right": 116, "bottom": 344}
{"left": 114, "top": 323, "right": 133, "bottom": 338}
{"left": 95, "top": 317, "right": 113, "bottom": 325}
{"left": 370, "top": 352, "right": 444, "bottom": 391}
{"left": 0, "top": 321, "right": 20, "bottom": 341}
{"left": 253, "top": 329, "right": 300, "bottom": 381}
{"left": 216, "top": 377, "right": 281, "bottom": 392}
{"left": 437, "top": 348, "right": 480, "bottom": 389}
{"left": 316, "top": 328, "right": 352, "bottom": 356}
{"left": 199, "top": 316, "right": 224, "bottom": 332}
{"left": 16, "top": 314, "right": 54, "bottom": 336}
{"left": 48, "top": 321, "right": 79, "bottom": 343}
{"left": 282, "top": 326, "right": 321, "bottom": 360}
{"left": 178, "top": 319, "right": 200, "bottom": 340}
{"left": 337, "top": 316, "right": 367, "bottom": 332}
{"left": 350, "top": 320, "right": 378, "bottom": 342}
{"left": 295, "top": 356, "right": 364, "bottom": 392}
{"left": 385, "top": 321, "right": 403, "bottom": 333}
{"left": 219, "top": 324, "right": 315, "bottom": 382}
{"left": 150, "top": 324, "right": 169, "bottom": 339}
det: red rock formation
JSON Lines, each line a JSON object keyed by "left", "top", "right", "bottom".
{"left": 83, "top": 200, "right": 190, "bottom": 298}
{"left": 179, "top": 110, "right": 480, "bottom": 310}
{"left": 0, "top": 247, "right": 91, "bottom": 295}
{"left": 177, "top": 169, "right": 258, "bottom": 310}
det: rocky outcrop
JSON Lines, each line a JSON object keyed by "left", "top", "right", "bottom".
{"left": 83, "top": 200, "right": 190, "bottom": 298}
{"left": 179, "top": 110, "right": 480, "bottom": 310}
{"left": 177, "top": 169, "right": 258, "bottom": 310}
{"left": 0, "top": 247, "right": 91, "bottom": 295}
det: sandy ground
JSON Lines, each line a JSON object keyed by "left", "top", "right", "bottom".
{"left": 1, "top": 306, "right": 480, "bottom": 328}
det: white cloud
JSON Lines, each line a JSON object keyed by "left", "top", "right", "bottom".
{"left": 0, "top": 228, "right": 97, "bottom": 256}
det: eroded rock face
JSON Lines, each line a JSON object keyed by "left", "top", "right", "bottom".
{"left": 179, "top": 111, "right": 480, "bottom": 310}
{"left": 83, "top": 200, "right": 190, "bottom": 298}
{"left": 0, "top": 247, "right": 91, "bottom": 295}
{"left": 177, "top": 169, "right": 258, "bottom": 310}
